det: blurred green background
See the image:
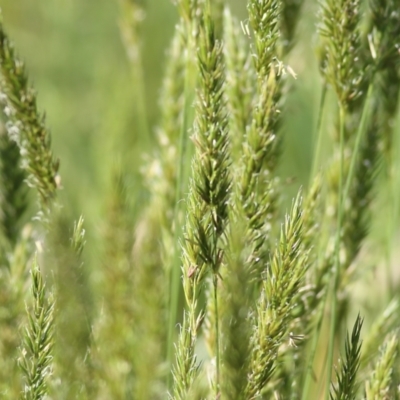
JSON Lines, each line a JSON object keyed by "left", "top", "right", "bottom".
{"left": 0, "top": 0, "right": 322, "bottom": 260}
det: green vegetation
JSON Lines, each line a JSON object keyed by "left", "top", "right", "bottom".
{"left": 0, "top": 0, "right": 399, "bottom": 399}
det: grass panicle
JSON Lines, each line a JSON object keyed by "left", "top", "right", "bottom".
{"left": 172, "top": 2, "right": 230, "bottom": 397}
{"left": 361, "top": 298, "right": 400, "bottom": 368}
{"left": 248, "top": 0, "right": 281, "bottom": 79}
{"left": 235, "top": 0, "right": 289, "bottom": 288}
{"left": 319, "top": 0, "right": 364, "bottom": 111}
{"left": 245, "top": 193, "right": 309, "bottom": 398}
{"left": 365, "top": 333, "right": 398, "bottom": 400}
{"left": 19, "top": 257, "right": 54, "bottom": 400}
{"left": 219, "top": 217, "right": 251, "bottom": 400}
{"left": 223, "top": 8, "right": 254, "bottom": 158}
{"left": 330, "top": 314, "right": 363, "bottom": 400}
{"left": 0, "top": 21, "right": 59, "bottom": 213}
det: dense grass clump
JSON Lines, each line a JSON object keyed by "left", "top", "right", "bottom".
{"left": 0, "top": 0, "right": 399, "bottom": 399}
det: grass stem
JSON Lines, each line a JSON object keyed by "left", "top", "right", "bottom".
{"left": 167, "top": 49, "right": 195, "bottom": 389}
{"left": 311, "top": 83, "right": 327, "bottom": 182}
{"left": 324, "top": 103, "right": 346, "bottom": 400}
{"left": 213, "top": 274, "right": 220, "bottom": 396}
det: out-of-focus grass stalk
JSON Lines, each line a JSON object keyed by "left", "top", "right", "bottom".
{"left": 281, "top": 0, "right": 305, "bottom": 52}
{"left": 368, "top": 0, "right": 400, "bottom": 299}
{"left": 118, "top": 0, "right": 150, "bottom": 144}
{"left": 92, "top": 167, "right": 138, "bottom": 398}
{"left": 317, "top": 1, "right": 367, "bottom": 396}
{"left": 47, "top": 214, "right": 93, "bottom": 399}
{"left": 361, "top": 298, "right": 400, "bottom": 368}
{"left": 0, "top": 124, "right": 28, "bottom": 249}
{"left": 327, "top": 84, "right": 373, "bottom": 398}
{"left": 310, "top": 83, "right": 327, "bottom": 181}
{"left": 168, "top": 0, "right": 199, "bottom": 380}
{"left": 19, "top": 256, "right": 54, "bottom": 400}
{"left": 143, "top": 24, "right": 187, "bottom": 383}
{"left": 365, "top": 333, "right": 398, "bottom": 400}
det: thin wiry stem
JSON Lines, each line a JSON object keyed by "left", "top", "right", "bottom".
{"left": 168, "top": 2, "right": 199, "bottom": 384}
{"left": 310, "top": 83, "right": 328, "bottom": 181}
{"left": 118, "top": 0, "right": 150, "bottom": 144}
{"left": 325, "top": 104, "right": 346, "bottom": 400}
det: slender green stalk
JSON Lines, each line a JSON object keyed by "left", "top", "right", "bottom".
{"left": 310, "top": 83, "right": 328, "bottom": 181}
{"left": 342, "top": 85, "right": 374, "bottom": 208}
{"left": 326, "top": 82, "right": 373, "bottom": 400}
{"left": 118, "top": 0, "right": 150, "bottom": 143}
{"left": 213, "top": 274, "right": 220, "bottom": 391}
{"left": 368, "top": 0, "right": 400, "bottom": 299}
{"left": 168, "top": 1, "right": 199, "bottom": 385}
{"left": 325, "top": 104, "right": 346, "bottom": 400}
